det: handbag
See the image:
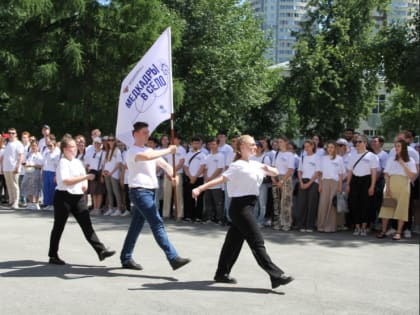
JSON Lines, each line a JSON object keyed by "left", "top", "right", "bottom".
{"left": 89, "top": 151, "right": 103, "bottom": 181}
{"left": 382, "top": 197, "right": 397, "bottom": 208}
{"left": 336, "top": 192, "right": 349, "bottom": 214}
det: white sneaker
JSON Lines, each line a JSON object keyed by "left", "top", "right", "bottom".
{"left": 403, "top": 229, "right": 412, "bottom": 239}
{"left": 299, "top": 228, "right": 306, "bottom": 232}
{"left": 27, "top": 203, "right": 35, "bottom": 210}
{"left": 120, "top": 210, "right": 130, "bottom": 217}
{"left": 353, "top": 228, "right": 360, "bottom": 236}
{"left": 360, "top": 229, "right": 367, "bottom": 237}
{"left": 90, "top": 209, "right": 102, "bottom": 215}
{"left": 111, "top": 209, "right": 122, "bottom": 216}
{"left": 385, "top": 228, "right": 397, "bottom": 236}
{"left": 34, "top": 203, "right": 41, "bottom": 210}
{"left": 103, "top": 209, "right": 113, "bottom": 216}
{"left": 45, "top": 205, "right": 54, "bottom": 211}
{"left": 264, "top": 219, "right": 272, "bottom": 227}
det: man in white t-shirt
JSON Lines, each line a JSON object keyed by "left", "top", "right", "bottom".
{"left": 183, "top": 136, "right": 206, "bottom": 222}
{"left": 203, "top": 137, "right": 225, "bottom": 223}
{"left": 38, "top": 125, "right": 51, "bottom": 154}
{"left": 119, "top": 121, "right": 190, "bottom": 271}
{"left": 162, "top": 134, "right": 185, "bottom": 219}
{"left": 2, "top": 128, "right": 24, "bottom": 209}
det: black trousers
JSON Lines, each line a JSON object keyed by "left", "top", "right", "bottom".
{"left": 183, "top": 177, "right": 204, "bottom": 220}
{"left": 348, "top": 175, "right": 372, "bottom": 225}
{"left": 215, "top": 195, "right": 284, "bottom": 282}
{"left": 296, "top": 181, "right": 319, "bottom": 230}
{"left": 48, "top": 190, "right": 105, "bottom": 258}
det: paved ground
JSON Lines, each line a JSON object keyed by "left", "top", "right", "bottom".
{"left": 0, "top": 207, "right": 418, "bottom": 315}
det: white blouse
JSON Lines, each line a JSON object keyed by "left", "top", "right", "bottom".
{"left": 223, "top": 159, "right": 265, "bottom": 197}
{"left": 56, "top": 158, "right": 88, "bottom": 194}
{"left": 384, "top": 157, "right": 417, "bottom": 177}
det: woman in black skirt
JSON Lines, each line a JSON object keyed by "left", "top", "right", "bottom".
{"left": 193, "top": 135, "right": 294, "bottom": 289}
{"left": 48, "top": 136, "right": 115, "bottom": 265}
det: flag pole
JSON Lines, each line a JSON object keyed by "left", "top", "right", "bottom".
{"left": 167, "top": 27, "right": 179, "bottom": 221}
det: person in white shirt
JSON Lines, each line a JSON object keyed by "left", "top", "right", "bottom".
{"left": 317, "top": 141, "right": 345, "bottom": 232}
{"left": 0, "top": 136, "right": 7, "bottom": 204}
{"left": 386, "top": 131, "right": 419, "bottom": 238}
{"left": 48, "top": 136, "right": 115, "bottom": 265}
{"left": 203, "top": 138, "right": 225, "bottom": 223}
{"left": 183, "top": 136, "right": 206, "bottom": 222}
{"left": 192, "top": 135, "right": 293, "bottom": 289}
{"left": 296, "top": 139, "right": 321, "bottom": 232}
{"left": 38, "top": 124, "right": 51, "bottom": 154}
{"left": 85, "top": 137, "right": 105, "bottom": 215}
{"left": 377, "top": 140, "right": 417, "bottom": 240}
{"left": 346, "top": 135, "right": 378, "bottom": 236}
{"left": 162, "top": 134, "right": 185, "bottom": 219}
{"left": 2, "top": 128, "right": 24, "bottom": 209}
{"left": 102, "top": 135, "right": 123, "bottom": 216}
{"left": 271, "top": 136, "right": 295, "bottom": 231}
{"left": 250, "top": 142, "right": 272, "bottom": 226}
{"left": 119, "top": 121, "right": 190, "bottom": 271}
{"left": 42, "top": 138, "right": 60, "bottom": 210}
{"left": 312, "top": 134, "right": 325, "bottom": 157}
{"left": 21, "top": 141, "right": 44, "bottom": 210}
{"left": 19, "top": 131, "right": 31, "bottom": 207}
{"left": 336, "top": 138, "right": 351, "bottom": 230}
{"left": 370, "top": 136, "right": 389, "bottom": 230}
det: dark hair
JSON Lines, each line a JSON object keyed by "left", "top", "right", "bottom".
{"left": 396, "top": 140, "right": 410, "bottom": 162}
{"left": 191, "top": 135, "right": 202, "bottom": 142}
{"left": 303, "top": 139, "right": 316, "bottom": 153}
{"left": 132, "top": 121, "right": 148, "bottom": 135}
{"left": 372, "top": 136, "right": 385, "bottom": 145}
{"left": 325, "top": 140, "right": 337, "bottom": 159}
{"left": 207, "top": 137, "right": 218, "bottom": 144}
{"left": 277, "top": 135, "right": 289, "bottom": 142}
{"left": 148, "top": 137, "right": 159, "bottom": 145}
{"left": 345, "top": 128, "right": 354, "bottom": 133}
{"left": 260, "top": 136, "right": 272, "bottom": 151}
{"left": 217, "top": 129, "right": 228, "bottom": 136}
{"left": 60, "top": 136, "right": 75, "bottom": 151}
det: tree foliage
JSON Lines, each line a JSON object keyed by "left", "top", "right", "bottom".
{"left": 0, "top": 0, "right": 182, "bottom": 137}
{"left": 285, "top": 0, "right": 388, "bottom": 139}
{"left": 380, "top": 86, "right": 420, "bottom": 138}
{"left": 378, "top": 11, "right": 420, "bottom": 96}
{"left": 165, "top": 0, "right": 273, "bottom": 137}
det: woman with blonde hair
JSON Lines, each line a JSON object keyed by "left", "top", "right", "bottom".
{"left": 193, "top": 135, "right": 293, "bottom": 289}
{"left": 317, "top": 141, "right": 345, "bottom": 232}
{"left": 376, "top": 140, "right": 417, "bottom": 240}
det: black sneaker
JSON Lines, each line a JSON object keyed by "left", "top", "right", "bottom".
{"left": 271, "top": 274, "right": 294, "bottom": 288}
{"left": 122, "top": 259, "right": 143, "bottom": 270}
{"left": 49, "top": 256, "right": 66, "bottom": 265}
{"left": 214, "top": 274, "right": 237, "bottom": 284}
{"left": 170, "top": 256, "right": 191, "bottom": 270}
{"left": 98, "top": 249, "right": 116, "bottom": 261}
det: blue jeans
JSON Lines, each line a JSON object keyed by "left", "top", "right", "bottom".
{"left": 42, "top": 170, "right": 56, "bottom": 206}
{"left": 253, "top": 183, "right": 269, "bottom": 224}
{"left": 120, "top": 188, "right": 178, "bottom": 264}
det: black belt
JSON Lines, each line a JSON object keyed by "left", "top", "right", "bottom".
{"left": 130, "top": 187, "right": 155, "bottom": 192}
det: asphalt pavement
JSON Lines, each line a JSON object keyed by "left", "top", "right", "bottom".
{"left": 0, "top": 207, "right": 418, "bottom": 315}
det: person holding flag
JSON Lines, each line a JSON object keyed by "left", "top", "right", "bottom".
{"left": 119, "top": 122, "right": 191, "bottom": 270}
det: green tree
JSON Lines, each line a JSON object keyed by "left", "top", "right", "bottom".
{"left": 286, "top": 0, "right": 388, "bottom": 139}
{"left": 0, "top": 0, "right": 182, "bottom": 137}
{"left": 378, "top": 12, "right": 420, "bottom": 96}
{"left": 380, "top": 86, "right": 420, "bottom": 138}
{"left": 164, "top": 0, "right": 272, "bottom": 137}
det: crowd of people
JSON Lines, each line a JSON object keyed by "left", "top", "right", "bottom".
{"left": 0, "top": 125, "right": 419, "bottom": 241}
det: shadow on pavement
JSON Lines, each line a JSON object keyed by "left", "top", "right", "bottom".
{"left": 0, "top": 260, "right": 177, "bottom": 281}
{"left": 130, "top": 280, "right": 285, "bottom": 295}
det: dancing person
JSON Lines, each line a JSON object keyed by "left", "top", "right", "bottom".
{"left": 119, "top": 122, "right": 190, "bottom": 271}
{"left": 192, "top": 135, "right": 294, "bottom": 289}
{"left": 48, "top": 136, "right": 115, "bottom": 265}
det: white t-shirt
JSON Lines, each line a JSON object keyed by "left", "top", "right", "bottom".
{"left": 388, "top": 146, "right": 419, "bottom": 166}
{"left": 127, "top": 145, "right": 160, "bottom": 189}
{"left": 218, "top": 144, "right": 234, "bottom": 167}
{"left": 24, "top": 152, "right": 44, "bottom": 172}
{"left": 2, "top": 140, "right": 24, "bottom": 172}
{"left": 250, "top": 153, "right": 271, "bottom": 166}
{"left": 384, "top": 157, "right": 417, "bottom": 177}
{"left": 320, "top": 155, "right": 345, "bottom": 181}
{"left": 348, "top": 151, "right": 379, "bottom": 177}
{"left": 103, "top": 148, "right": 123, "bottom": 180}
{"left": 38, "top": 137, "right": 47, "bottom": 154}
{"left": 298, "top": 154, "right": 321, "bottom": 180}
{"left": 56, "top": 158, "right": 88, "bottom": 194}
{"left": 185, "top": 150, "right": 206, "bottom": 178}
{"left": 272, "top": 151, "right": 295, "bottom": 175}
{"left": 43, "top": 148, "right": 61, "bottom": 172}
{"left": 375, "top": 150, "right": 389, "bottom": 172}
{"left": 164, "top": 145, "right": 186, "bottom": 174}
{"left": 85, "top": 150, "right": 105, "bottom": 171}
{"left": 205, "top": 152, "right": 225, "bottom": 189}
{"left": 121, "top": 150, "right": 129, "bottom": 185}
{"left": 223, "top": 159, "right": 265, "bottom": 197}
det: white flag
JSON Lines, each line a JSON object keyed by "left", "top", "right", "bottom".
{"left": 116, "top": 27, "right": 173, "bottom": 146}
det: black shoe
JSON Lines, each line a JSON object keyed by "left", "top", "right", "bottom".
{"left": 98, "top": 249, "right": 116, "bottom": 261}
{"left": 122, "top": 259, "right": 143, "bottom": 270}
{"left": 214, "top": 274, "right": 237, "bottom": 284}
{"left": 170, "top": 256, "right": 191, "bottom": 270}
{"left": 271, "top": 274, "right": 294, "bottom": 288}
{"left": 49, "top": 256, "right": 66, "bottom": 265}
